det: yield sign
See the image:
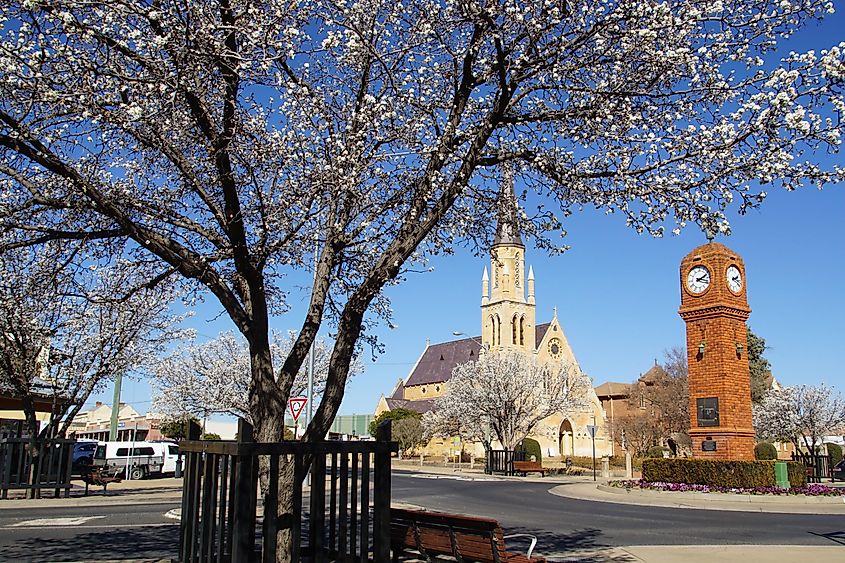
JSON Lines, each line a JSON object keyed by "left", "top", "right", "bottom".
{"left": 288, "top": 397, "right": 307, "bottom": 422}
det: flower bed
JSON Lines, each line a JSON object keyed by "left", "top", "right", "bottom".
{"left": 610, "top": 479, "right": 845, "bottom": 496}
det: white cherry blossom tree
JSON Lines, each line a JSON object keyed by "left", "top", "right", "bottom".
{"left": 1, "top": 1, "right": 843, "bottom": 557}
{"left": 754, "top": 384, "right": 845, "bottom": 452}
{"left": 151, "top": 331, "right": 362, "bottom": 423}
{"left": 0, "top": 244, "right": 183, "bottom": 476}
{"left": 424, "top": 351, "right": 590, "bottom": 451}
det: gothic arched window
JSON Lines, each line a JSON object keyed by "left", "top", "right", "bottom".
{"left": 495, "top": 314, "right": 501, "bottom": 346}
{"left": 512, "top": 315, "right": 518, "bottom": 344}
{"left": 519, "top": 316, "right": 525, "bottom": 345}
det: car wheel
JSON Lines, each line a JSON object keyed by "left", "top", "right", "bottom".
{"left": 129, "top": 466, "right": 144, "bottom": 480}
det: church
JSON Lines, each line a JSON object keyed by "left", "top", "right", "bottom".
{"left": 374, "top": 180, "right": 612, "bottom": 460}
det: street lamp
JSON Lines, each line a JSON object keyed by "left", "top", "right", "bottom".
{"left": 451, "top": 331, "right": 487, "bottom": 351}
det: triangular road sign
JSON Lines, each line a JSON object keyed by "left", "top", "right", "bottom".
{"left": 288, "top": 397, "right": 307, "bottom": 422}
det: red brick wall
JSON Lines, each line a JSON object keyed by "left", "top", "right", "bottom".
{"left": 679, "top": 243, "right": 755, "bottom": 461}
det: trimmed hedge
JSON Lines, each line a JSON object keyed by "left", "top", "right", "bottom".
{"left": 519, "top": 437, "right": 542, "bottom": 462}
{"left": 754, "top": 442, "right": 778, "bottom": 460}
{"left": 787, "top": 461, "right": 808, "bottom": 487}
{"left": 647, "top": 446, "right": 666, "bottom": 458}
{"left": 642, "top": 458, "right": 807, "bottom": 488}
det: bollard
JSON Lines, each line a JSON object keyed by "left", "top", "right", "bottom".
{"left": 174, "top": 456, "right": 183, "bottom": 478}
{"left": 601, "top": 456, "right": 610, "bottom": 479}
{"left": 625, "top": 451, "right": 633, "bottom": 479}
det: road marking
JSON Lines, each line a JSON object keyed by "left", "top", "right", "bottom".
{"left": 409, "top": 474, "right": 499, "bottom": 482}
{"left": 11, "top": 515, "right": 106, "bottom": 527}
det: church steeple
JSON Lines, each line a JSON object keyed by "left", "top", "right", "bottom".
{"left": 481, "top": 167, "right": 535, "bottom": 352}
{"left": 493, "top": 165, "right": 524, "bottom": 249}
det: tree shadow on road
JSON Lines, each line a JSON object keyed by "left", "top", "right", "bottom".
{"left": 0, "top": 525, "right": 179, "bottom": 562}
{"left": 505, "top": 525, "right": 639, "bottom": 563}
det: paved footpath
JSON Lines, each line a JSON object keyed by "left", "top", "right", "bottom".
{"left": 3, "top": 471, "right": 844, "bottom": 562}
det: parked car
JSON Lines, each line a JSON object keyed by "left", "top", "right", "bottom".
{"left": 833, "top": 459, "right": 845, "bottom": 481}
{"left": 71, "top": 440, "right": 99, "bottom": 472}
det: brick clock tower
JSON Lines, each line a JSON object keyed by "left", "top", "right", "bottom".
{"left": 678, "top": 242, "right": 755, "bottom": 460}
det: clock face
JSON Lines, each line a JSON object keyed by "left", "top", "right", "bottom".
{"left": 726, "top": 265, "right": 742, "bottom": 293}
{"left": 686, "top": 265, "right": 711, "bottom": 294}
{"left": 548, "top": 339, "right": 561, "bottom": 358}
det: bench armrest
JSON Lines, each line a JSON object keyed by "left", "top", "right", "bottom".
{"left": 503, "top": 533, "right": 538, "bottom": 559}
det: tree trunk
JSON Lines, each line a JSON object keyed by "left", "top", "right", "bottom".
{"left": 247, "top": 330, "right": 302, "bottom": 563}
{"left": 21, "top": 395, "right": 40, "bottom": 499}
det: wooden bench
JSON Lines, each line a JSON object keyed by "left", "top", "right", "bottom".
{"left": 390, "top": 507, "right": 545, "bottom": 562}
{"left": 80, "top": 465, "right": 122, "bottom": 494}
{"left": 512, "top": 461, "right": 546, "bottom": 477}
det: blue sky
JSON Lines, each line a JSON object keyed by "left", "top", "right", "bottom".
{"left": 86, "top": 8, "right": 844, "bottom": 419}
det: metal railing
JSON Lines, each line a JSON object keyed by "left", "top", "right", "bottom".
{"left": 178, "top": 419, "right": 397, "bottom": 562}
{"left": 485, "top": 449, "right": 526, "bottom": 476}
{"left": 0, "top": 437, "right": 75, "bottom": 498}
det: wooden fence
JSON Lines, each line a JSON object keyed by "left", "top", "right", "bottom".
{"left": 0, "top": 437, "right": 75, "bottom": 498}
{"left": 791, "top": 452, "right": 835, "bottom": 483}
{"left": 178, "top": 419, "right": 398, "bottom": 562}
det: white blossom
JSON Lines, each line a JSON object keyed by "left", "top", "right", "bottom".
{"left": 423, "top": 351, "right": 590, "bottom": 451}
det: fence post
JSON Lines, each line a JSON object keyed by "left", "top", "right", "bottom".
{"left": 373, "top": 420, "right": 392, "bottom": 562}
{"left": 232, "top": 418, "right": 256, "bottom": 563}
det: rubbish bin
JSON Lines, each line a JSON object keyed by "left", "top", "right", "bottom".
{"left": 774, "top": 461, "right": 789, "bottom": 489}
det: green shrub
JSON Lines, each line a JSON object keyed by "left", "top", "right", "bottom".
{"left": 647, "top": 446, "right": 666, "bottom": 458}
{"left": 519, "top": 437, "right": 542, "bottom": 462}
{"left": 787, "top": 461, "right": 807, "bottom": 487}
{"left": 754, "top": 442, "right": 778, "bottom": 460}
{"left": 201, "top": 432, "right": 221, "bottom": 441}
{"left": 642, "top": 458, "right": 807, "bottom": 488}
{"left": 826, "top": 443, "right": 843, "bottom": 466}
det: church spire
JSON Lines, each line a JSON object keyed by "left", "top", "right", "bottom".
{"left": 493, "top": 165, "right": 524, "bottom": 248}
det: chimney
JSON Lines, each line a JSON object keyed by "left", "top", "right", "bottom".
{"left": 95, "top": 401, "right": 103, "bottom": 408}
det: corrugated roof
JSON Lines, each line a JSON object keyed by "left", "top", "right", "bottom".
{"left": 404, "top": 337, "right": 482, "bottom": 387}
{"left": 594, "top": 381, "right": 632, "bottom": 398}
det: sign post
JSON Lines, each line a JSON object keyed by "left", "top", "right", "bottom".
{"left": 587, "top": 424, "right": 597, "bottom": 481}
{"left": 288, "top": 397, "right": 307, "bottom": 439}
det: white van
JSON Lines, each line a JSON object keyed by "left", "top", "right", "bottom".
{"left": 93, "top": 440, "right": 180, "bottom": 479}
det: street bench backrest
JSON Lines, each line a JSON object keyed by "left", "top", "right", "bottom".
{"left": 390, "top": 508, "right": 508, "bottom": 563}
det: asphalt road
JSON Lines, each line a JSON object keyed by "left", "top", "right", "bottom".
{"left": 0, "top": 501, "right": 180, "bottom": 562}
{"left": 0, "top": 472, "right": 841, "bottom": 561}
{"left": 391, "top": 472, "right": 844, "bottom": 552}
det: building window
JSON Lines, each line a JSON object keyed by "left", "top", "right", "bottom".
{"left": 512, "top": 315, "right": 518, "bottom": 344}
{"left": 519, "top": 316, "right": 525, "bottom": 345}
{"left": 496, "top": 314, "right": 501, "bottom": 345}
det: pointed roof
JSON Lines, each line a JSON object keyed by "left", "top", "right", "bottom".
{"left": 493, "top": 166, "right": 524, "bottom": 248}
{"left": 404, "top": 336, "right": 483, "bottom": 386}
{"left": 639, "top": 364, "right": 668, "bottom": 384}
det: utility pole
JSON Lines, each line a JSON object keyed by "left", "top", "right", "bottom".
{"left": 108, "top": 372, "right": 122, "bottom": 441}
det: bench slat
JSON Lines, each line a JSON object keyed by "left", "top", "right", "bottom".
{"left": 391, "top": 508, "right": 545, "bottom": 563}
